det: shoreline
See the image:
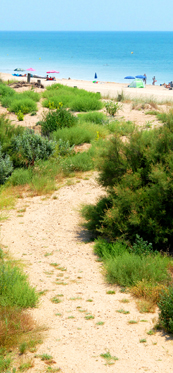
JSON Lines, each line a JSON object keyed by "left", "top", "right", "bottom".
{"left": 1, "top": 72, "right": 173, "bottom": 101}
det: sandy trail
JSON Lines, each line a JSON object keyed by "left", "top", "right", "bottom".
{"left": 1, "top": 173, "right": 173, "bottom": 373}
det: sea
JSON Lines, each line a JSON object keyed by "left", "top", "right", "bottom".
{"left": 0, "top": 31, "right": 173, "bottom": 85}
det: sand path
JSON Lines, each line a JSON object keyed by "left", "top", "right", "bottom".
{"left": 1, "top": 173, "right": 173, "bottom": 373}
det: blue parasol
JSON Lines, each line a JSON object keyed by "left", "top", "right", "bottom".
{"left": 124, "top": 76, "right": 135, "bottom": 79}
{"left": 94, "top": 72, "right": 98, "bottom": 79}
{"left": 135, "top": 75, "right": 146, "bottom": 79}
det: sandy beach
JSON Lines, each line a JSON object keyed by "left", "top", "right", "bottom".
{"left": 1, "top": 72, "right": 173, "bottom": 101}
{"left": 0, "top": 71, "right": 173, "bottom": 372}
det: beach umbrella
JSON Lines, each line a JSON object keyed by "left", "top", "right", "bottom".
{"left": 46, "top": 70, "right": 59, "bottom": 74}
{"left": 124, "top": 76, "right": 135, "bottom": 79}
{"left": 26, "top": 68, "right": 36, "bottom": 72}
{"left": 14, "top": 68, "right": 25, "bottom": 72}
{"left": 94, "top": 72, "right": 98, "bottom": 79}
{"left": 135, "top": 75, "right": 146, "bottom": 79}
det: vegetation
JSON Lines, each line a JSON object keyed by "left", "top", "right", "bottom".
{"left": 40, "top": 106, "right": 78, "bottom": 136}
{"left": 42, "top": 83, "right": 102, "bottom": 112}
{"left": 82, "top": 117, "right": 173, "bottom": 251}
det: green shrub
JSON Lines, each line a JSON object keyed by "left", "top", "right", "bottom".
{"left": 158, "top": 286, "right": 173, "bottom": 333}
{"left": 8, "top": 168, "right": 32, "bottom": 186}
{"left": 53, "top": 123, "right": 108, "bottom": 146}
{"left": 105, "top": 252, "right": 170, "bottom": 287}
{"left": 17, "top": 110, "right": 24, "bottom": 121}
{"left": 0, "top": 82, "right": 15, "bottom": 98}
{"left": 40, "top": 107, "right": 77, "bottom": 136}
{"left": 78, "top": 112, "right": 107, "bottom": 125}
{"left": 61, "top": 149, "right": 94, "bottom": 173}
{"left": 0, "top": 145, "right": 13, "bottom": 184}
{"left": 70, "top": 97, "right": 102, "bottom": 112}
{"left": 42, "top": 84, "right": 102, "bottom": 112}
{"left": 9, "top": 98, "right": 37, "bottom": 114}
{"left": 0, "top": 263, "right": 38, "bottom": 308}
{"left": 82, "top": 120, "right": 173, "bottom": 251}
{"left": 105, "top": 101, "right": 120, "bottom": 116}
{"left": 11, "top": 129, "right": 55, "bottom": 167}
{"left": 0, "top": 115, "right": 24, "bottom": 154}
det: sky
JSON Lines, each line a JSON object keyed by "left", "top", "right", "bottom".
{"left": 0, "top": 0, "right": 173, "bottom": 31}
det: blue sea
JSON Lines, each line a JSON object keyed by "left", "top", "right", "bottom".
{"left": 0, "top": 31, "right": 173, "bottom": 85}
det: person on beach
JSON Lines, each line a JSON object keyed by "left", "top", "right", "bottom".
{"left": 143, "top": 74, "right": 147, "bottom": 85}
{"left": 152, "top": 76, "right": 156, "bottom": 85}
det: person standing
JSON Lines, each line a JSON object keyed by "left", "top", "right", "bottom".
{"left": 152, "top": 76, "right": 156, "bottom": 85}
{"left": 143, "top": 73, "right": 147, "bottom": 85}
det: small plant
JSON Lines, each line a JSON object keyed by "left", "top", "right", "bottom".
{"left": 19, "top": 359, "right": 34, "bottom": 371}
{"left": 86, "top": 299, "right": 93, "bottom": 302}
{"left": 85, "top": 315, "right": 94, "bottom": 320}
{"left": 158, "top": 286, "right": 173, "bottom": 333}
{"left": 100, "top": 351, "right": 118, "bottom": 365}
{"left": 51, "top": 297, "right": 61, "bottom": 304}
{"left": 139, "top": 339, "right": 146, "bottom": 343}
{"left": 19, "top": 342, "right": 27, "bottom": 354}
{"left": 17, "top": 110, "right": 24, "bottom": 121}
{"left": 147, "top": 329, "right": 155, "bottom": 335}
{"left": 119, "top": 298, "right": 130, "bottom": 303}
{"left": 128, "top": 320, "right": 138, "bottom": 324}
{"left": 116, "top": 309, "right": 130, "bottom": 314}
{"left": 105, "top": 101, "right": 120, "bottom": 116}
{"left": 96, "top": 321, "right": 104, "bottom": 325}
{"left": 41, "top": 354, "right": 53, "bottom": 361}
{"left": 106, "top": 290, "right": 115, "bottom": 294}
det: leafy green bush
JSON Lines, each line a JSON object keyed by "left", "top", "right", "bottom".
{"left": 93, "top": 239, "right": 171, "bottom": 288}
{"left": 0, "top": 263, "right": 38, "bottom": 308}
{"left": 70, "top": 97, "right": 103, "bottom": 112}
{"left": 11, "top": 129, "right": 55, "bottom": 167}
{"left": 82, "top": 119, "right": 173, "bottom": 251}
{"left": 0, "top": 145, "right": 13, "bottom": 184}
{"left": 40, "top": 107, "right": 77, "bottom": 136}
{"left": 105, "top": 252, "right": 170, "bottom": 287}
{"left": 17, "top": 110, "right": 24, "bottom": 121}
{"left": 105, "top": 101, "right": 120, "bottom": 116}
{"left": 52, "top": 122, "right": 108, "bottom": 146}
{"left": 9, "top": 98, "right": 37, "bottom": 114}
{"left": 8, "top": 168, "right": 32, "bottom": 186}
{"left": 61, "top": 148, "right": 94, "bottom": 173}
{"left": 78, "top": 112, "right": 107, "bottom": 124}
{"left": 0, "top": 82, "right": 15, "bottom": 98}
{"left": 42, "top": 83, "right": 102, "bottom": 112}
{"left": 158, "top": 287, "right": 173, "bottom": 333}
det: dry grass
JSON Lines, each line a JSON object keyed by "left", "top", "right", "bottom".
{"left": 0, "top": 307, "right": 35, "bottom": 348}
{"left": 131, "top": 281, "right": 168, "bottom": 304}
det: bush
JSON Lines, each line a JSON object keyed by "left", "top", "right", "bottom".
{"left": 105, "top": 101, "right": 120, "bottom": 116}
{"left": 17, "top": 110, "right": 24, "bottom": 121}
{"left": 78, "top": 112, "right": 107, "bottom": 125}
{"left": 40, "top": 107, "right": 77, "bottom": 136}
{"left": 70, "top": 97, "right": 102, "bottom": 112}
{"left": 9, "top": 98, "right": 37, "bottom": 114}
{"left": 11, "top": 129, "right": 55, "bottom": 167}
{"left": 105, "top": 251, "right": 170, "bottom": 287}
{"left": 8, "top": 168, "right": 32, "bottom": 186}
{"left": 42, "top": 84, "right": 102, "bottom": 112}
{"left": 0, "top": 263, "right": 38, "bottom": 308}
{"left": 82, "top": 120, "right": 173, "bottom": 251}
{"left": 158, "top": 286, "right": 173, "bottom": 333}
{"left": 0, "top": 145, "right": 13, "bottom": 184}
{"left": 53, "top": 122, "right": 108, "bottom": 146}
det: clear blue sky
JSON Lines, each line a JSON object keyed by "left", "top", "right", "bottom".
{"left": 0, "top": 0, "right": 173, "bottom": 31}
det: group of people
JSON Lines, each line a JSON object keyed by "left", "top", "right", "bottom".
{"left": 142, "top": 74, "right": 157, "bottom": 86}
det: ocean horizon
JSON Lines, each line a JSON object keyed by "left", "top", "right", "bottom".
{"left": 0, "top": 31, "right": 173, "bottom": 85}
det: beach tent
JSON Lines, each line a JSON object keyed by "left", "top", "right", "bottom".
{"left": 129, "top": 78, "right": 144, "bottom": 88}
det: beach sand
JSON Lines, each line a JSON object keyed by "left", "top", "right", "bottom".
{"left": 1, "top": 72, "right": 173, "bottom": 101}
{"left": 0, "top": 72, "right": 173, "bottom": 373}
